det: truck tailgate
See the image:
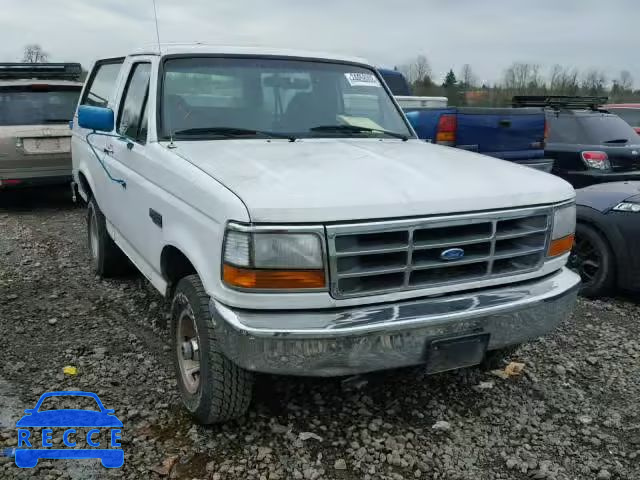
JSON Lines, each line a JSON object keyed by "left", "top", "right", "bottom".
{"left": 404, "top": 108, "right": 456, "bottom": 143}
{"left": 456, "top": 107, "right": 545, "bottom": 159}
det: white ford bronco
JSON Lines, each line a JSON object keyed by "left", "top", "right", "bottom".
{"left": 71, "top": 44, "right": 580, "bottom": 424}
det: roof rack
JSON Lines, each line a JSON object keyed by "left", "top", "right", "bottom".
{"left": 512, "top": 95, "right": 608, "bottom": 111}
{"left": 0, "top": 63, "right": 82, "bottom": 81}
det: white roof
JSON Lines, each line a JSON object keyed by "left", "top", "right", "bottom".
{"left": 0, "top": 79, "right": 83, "bottom": 87}
{"left": 131, "top": 43, "right": 370, "bottom": 66}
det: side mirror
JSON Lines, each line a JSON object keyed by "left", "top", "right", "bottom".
{"left": 78, "top": 105, "right": 115, "bottom": 132}
{"left": 23, "top": 409, "right": 35, "bottom": 415}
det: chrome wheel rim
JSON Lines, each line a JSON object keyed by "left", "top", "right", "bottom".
{"left": 89, "top": 207, "right": 99, "bottom": 260}
{"left": 177, "top": 307, "right": 201, "bottom": 394}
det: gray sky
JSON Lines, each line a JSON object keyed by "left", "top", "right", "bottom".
{"left": 0, "top": 0, "right": 636, "bottom": 86}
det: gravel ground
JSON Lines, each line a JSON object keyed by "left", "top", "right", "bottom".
{"left": 1, "top": 187, "right": 639, "bottom": 480}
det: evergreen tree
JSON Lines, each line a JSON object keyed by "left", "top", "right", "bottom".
{"left": 442, "top": 69, "right": 458, "bottom": 88}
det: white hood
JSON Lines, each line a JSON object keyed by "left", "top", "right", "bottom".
{"left": 171, "top": 138, "right": 575, "bottom": 223}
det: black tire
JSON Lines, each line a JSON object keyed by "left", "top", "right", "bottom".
{"left": 569, "top": 223, "right": 615, "bottom": 298}
{"left": 171, "top": 274, "right": 253, "bottom": 424}
{"left": 86, "top": 196, "right": 129, "bottom": 277}
{"left": 480, "top": 345, "right": 520, "bottom": 370}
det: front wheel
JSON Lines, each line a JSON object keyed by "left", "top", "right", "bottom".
{"left": 171, "top": 274, "right": 253, "bottom": 424}
{"left": 568, "top": 223, "right": 615, "bottom": 298}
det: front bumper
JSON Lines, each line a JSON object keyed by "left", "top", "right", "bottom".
{"left": 608, "top": 211, "right": 640, "bottom": 291}
{"left": 210, "top": 268, "right": 580, "bottom": 376}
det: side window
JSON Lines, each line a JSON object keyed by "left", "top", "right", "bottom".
{"left": 547, "top": 115, "right": 578, "bottom": 143}
{"left": 81, "top": 61, "right": 124, "bottom": 108}
{"left": 117, "top": 63, "right": 151, "bottom": 142}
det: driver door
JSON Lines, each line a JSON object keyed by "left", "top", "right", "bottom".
{"left": 101, "top": 61, "right": 158, "bottom": 279}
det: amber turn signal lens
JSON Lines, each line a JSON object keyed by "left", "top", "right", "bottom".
{"left": 223, "top": 264, "right": 326, "bottom": 289}
{"left": 548, "top": 234, "right": 575, "bottom": 257}
{"left": 436, "top": 131, "right": 455, "bottom": 143}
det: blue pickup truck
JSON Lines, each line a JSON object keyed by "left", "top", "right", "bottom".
{"left": 378, "top": 69, "right": 553, "bottom": 172}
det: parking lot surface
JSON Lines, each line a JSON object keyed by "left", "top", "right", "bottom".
{"left": 1, "top": 188, "right": 639, "bottom": 480}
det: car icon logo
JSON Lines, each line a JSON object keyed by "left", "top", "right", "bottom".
{"left": 440, "top": 248, "right": 465, "bottom": 261}
{"left": 14, "top": 391, "right": 124, "bottom": 469}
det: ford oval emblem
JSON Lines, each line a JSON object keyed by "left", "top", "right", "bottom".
{"left": 440, "top": 248, "right": 465, "bottom": 261}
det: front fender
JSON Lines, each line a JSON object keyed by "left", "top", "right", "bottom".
{"left": 159, "top": 215, "right": 224, "bottom": 298}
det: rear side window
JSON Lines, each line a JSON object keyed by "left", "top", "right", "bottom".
{"left": 546, "top": 114, "right": 580, "bottom": 143}
{"left": 81, "top": 60, "right": 123, "bottom": 108}
{"left": 608, "top": 108, "right": 640, "bottom": 127}
{"left": 117, "top": 63, "right": 151, "bottom": 142}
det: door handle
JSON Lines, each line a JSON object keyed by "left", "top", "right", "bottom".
{"left": 103, "top": 145, "right": 114, "bottom": 155}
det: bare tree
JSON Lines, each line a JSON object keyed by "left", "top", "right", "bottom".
{"left": 548, "top": 64, "right": 579, "bottom": 95}
{"left": 459, "top": 64, "right": 477, "bottom": 89}
{"left": 581, "top": 69, "right": 607, "bottom": 96}
{"left": 502, "top": 62, "right": 542, "bottom": 92}
{"left": 22, "top": 44, "right": 49, "bottom": 63}
{"left": 399, "top": 55, "right": 432, "bottom": 84}
{"left": 618, "top": 70, "right": 633, "bottom": 91}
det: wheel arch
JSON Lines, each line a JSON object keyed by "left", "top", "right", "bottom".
{"left": 576, "top": 205, "right": 626, "bottom": 287}
{"left": 160, "top": 244, "right": 203, "bottom": 296}
{"left": 77, "top": 168, "right": 96, "bottom": 202}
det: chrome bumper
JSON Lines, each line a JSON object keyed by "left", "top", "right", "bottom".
{"left": 210, "top": 268, "right": 580, "bottom": 376}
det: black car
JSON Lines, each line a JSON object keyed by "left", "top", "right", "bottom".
{"left": 570, "top": 181, "right": 640, "bottom": 297}
{"left": 513, "top": 96, "right": 640, "bottom": 188}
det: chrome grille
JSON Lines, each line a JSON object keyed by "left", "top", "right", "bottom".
{"left": 327, "top": 207, "right": 552, "bottom": 299}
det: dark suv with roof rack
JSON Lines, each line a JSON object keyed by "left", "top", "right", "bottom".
{"left": 513, "top": 96, "right": 640, "bottom": 188}
{"left": 0, "top": 63, "right": 82, "bottom": 189}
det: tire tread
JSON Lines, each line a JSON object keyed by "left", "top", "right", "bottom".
{"left": 173, "top": 274, "right": 253, "bottom": 423}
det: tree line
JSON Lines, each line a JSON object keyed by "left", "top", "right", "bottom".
{"left": 14, "top": 45, "right": 640, "bottom": 106}
{"left": 398, "top": 55, "right": 638, "bottom": 107}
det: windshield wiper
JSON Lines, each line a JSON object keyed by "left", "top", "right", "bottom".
{"left": 310, "top": 124, "right": 409, "bottom": 141}
{"left": 602, "top": 138, "right": 628, "bottom": 144}
{"left": 172, "top": 127, "right": 295, "bottom": 142}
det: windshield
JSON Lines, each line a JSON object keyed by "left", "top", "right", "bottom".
{"left": 547, "top": 112, "right": 640, "bottom": 145}
{"left": 0, "top": 85, "right": 81, "bottom": 126}
{"left": 160, "top": 57, "right": 412, "bottom": 140}
{"left": 578, "top": 114, "right": 640, "bottom": 144}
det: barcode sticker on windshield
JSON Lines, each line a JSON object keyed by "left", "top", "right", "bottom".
{"left": 345, "top": 72, "right": 381, "bottom": 87}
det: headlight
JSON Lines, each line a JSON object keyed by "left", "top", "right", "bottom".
{"left": 612, "top": 202, "right": 640, "bottom": 213}
{"left": 548, "top": 203, "right": 576, "bottom": 257}
{"left": 222, "top": 224, "right": 326, "bottom": 290}
{"left": 253, "top": 234, "right": 323, "bottom": 268}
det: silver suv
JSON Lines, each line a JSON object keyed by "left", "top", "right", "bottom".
{"left": 0, "top": 63, "right": 82, "bottom": 189}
